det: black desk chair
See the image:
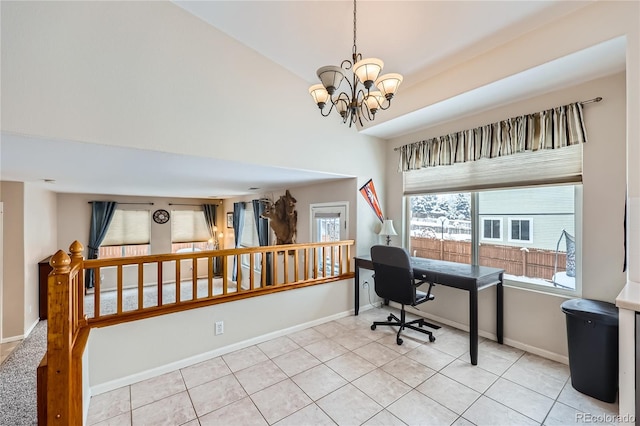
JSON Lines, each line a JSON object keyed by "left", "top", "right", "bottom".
{"left": 370, "top": 245, "right": 440, "bottom": 345}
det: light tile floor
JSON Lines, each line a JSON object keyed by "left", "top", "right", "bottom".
{"left": 87, "top": 307, "right": 619, "bottom": 425}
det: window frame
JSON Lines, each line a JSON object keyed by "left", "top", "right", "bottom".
{"left": 508, "top": 217, "right": 533, "bottom": 243}
{"left": 480, "top": 217, "right": 502, "bottom": 242}
{"left": 405, "top": 185, "right": 582, "bottom": 297}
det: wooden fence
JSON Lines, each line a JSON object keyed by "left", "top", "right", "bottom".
{"left": 410, "top": 237, "right": 566, "bottom": 280}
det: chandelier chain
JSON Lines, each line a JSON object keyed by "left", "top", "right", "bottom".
{"left": 352, "top": 0, "right": 357, "bottom": 57}
{"left": 308, "top": 0, "right": 402, "bottom": 127}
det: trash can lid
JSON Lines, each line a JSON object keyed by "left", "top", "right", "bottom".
{"left": 561, "top": 298, "right": 618, "bottom": 325}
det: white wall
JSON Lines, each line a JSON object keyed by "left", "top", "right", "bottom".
{"left": 389, "top": 73, "right": 626, "bottom": 358}
{"left": 23, "top": 183, "right": 58, "bottom": 331}
{"left": 0, "top": 182, "right": 25, "bottom": 339}
{"left": 1, "top": 1, "right": 386, "bottom": 181}
{"left": 0, "top": 181, "right": 57, "bottom": 339}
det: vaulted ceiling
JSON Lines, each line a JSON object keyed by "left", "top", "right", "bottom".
{"left": 0, "top": 1, "right": 625, "bottom": 198}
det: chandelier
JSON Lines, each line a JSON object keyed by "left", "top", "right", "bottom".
{"left": 308, "top": 0, "right": 403, "bottom": 127}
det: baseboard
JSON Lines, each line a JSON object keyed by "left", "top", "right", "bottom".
{"left": 24, "top": 318, "right": 40, "bottom": 338}
{"left": 90, "top": 309, "right": 354, "bottom": 396}
{"left": 0, "top": 318, "right": 40, "bottom": 343}
{"left": 402, "top": 304, "right": 569, "bottom": 366}
{"left": 1, "top": 334, "right": 24, "bottom": 344}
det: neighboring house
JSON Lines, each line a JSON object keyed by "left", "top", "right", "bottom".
{"left": 0, "top": 0, "right": 637, "bottom": 400}
{"left": 478, "top": 186, "right": 576, "bottom": 251}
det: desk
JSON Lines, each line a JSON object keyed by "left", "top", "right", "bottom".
{"left": 354, "top": 255, "right": 504, "bottom": 365}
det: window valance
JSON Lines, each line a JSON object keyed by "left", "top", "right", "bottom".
{"left": 397, "top": 101, "right": 588, "bottom": 173}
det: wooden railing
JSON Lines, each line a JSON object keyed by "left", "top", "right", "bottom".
{"left": 37, "top": 239, "right": 354, "bottom": 425}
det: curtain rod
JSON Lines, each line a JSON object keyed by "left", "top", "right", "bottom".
{"left": 581, "top": 97, "right": 602, "bottom": 104}
{"left": 393, "top": 97, "right": 602, "bottom": 152}
{"left": 87, "top": 202, "right": 154, "bottom": 205}
{"left": 168, "top": 202, "right": 222, "bottom": 206}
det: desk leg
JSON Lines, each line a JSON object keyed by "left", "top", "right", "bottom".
{"left": 497, "top": 274, "right": 504, "bottom": 344}
{"left": 470, "top": 288, "right": 478, "bottom": 365}
{"left": 354, "top": 266, "right": 360, "bottom": 316}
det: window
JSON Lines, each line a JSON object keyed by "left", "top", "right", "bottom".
{"left": 240, "top": 204, "right": 259, "bottom": 248}
{"left": 240, "top": 204, "right": 260, "bottom": 269}
{"left": 481, "top": 218, "right": 502, "bottom": 241}
{"left": 99, "top": 210, "right": 150, "bottom": 258}
{"left": 171, "top": 210, "right": 210, "bottom": 253}
{"left": 311, "top": 203, "right": 348, "bottom": 275}
{"left": 509, "top": 218, "right": 533, "bottom": 243}
{"left": 408, "top": 185, "right": 579, "bottom": 293}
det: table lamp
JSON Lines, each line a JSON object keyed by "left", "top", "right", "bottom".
{"left": 379, "top": 219, "right": 397, "bottom": 245}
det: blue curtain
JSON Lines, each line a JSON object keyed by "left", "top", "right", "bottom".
{"left": 232, "top": 202, "right": 245, "bottom": 281}
{"left": 202, "top": 204, "right": 217, "bottom": 238}
{"left": 85, "top": 201, "right": 118, "bottom": 288}
{"left": 252, "top": 199, "right": 272, "bottom": 285}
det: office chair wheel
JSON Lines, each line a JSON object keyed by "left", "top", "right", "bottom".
{"left": 371, "top": 325, "right": 376, "bottom": 330}
{"left": 387, "top": 315, "right": 393, "bottom": 321}
{"left": 429, "top": 335, "right": 436, "bottom": 343}
{"left": 396, "top": 337, "right": 403, "bottom": 345}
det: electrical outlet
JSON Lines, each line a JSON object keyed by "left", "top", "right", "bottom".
{"left": 215, "top": 321, "right": 224, "bottom": 335}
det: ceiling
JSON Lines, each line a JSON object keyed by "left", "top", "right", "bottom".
{"left": 1, "top": 1, "right": 626, "bottom": 199}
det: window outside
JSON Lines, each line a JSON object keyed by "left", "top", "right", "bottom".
{"left": 99, "top": 210, "right": 150, "bottom": 258}
{"left": 408, "top": 185, "right": 578, "bottom": 291}
{"left": 171, "top": 210, "right": 210, "bottom": 253}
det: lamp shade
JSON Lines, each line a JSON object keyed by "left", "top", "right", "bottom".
{"left": 353, "top": 58, "right": 384, "bottom": 88}
{"left": 378, "top": 219, "right": 397, "bottom": 236}
{"left": 365, "top": 91, "right": 385, "bottom": 112}
{"left": 375, "top": 73, "right": 403, "bottom": 99}
{"left": 335, "top": 95, "right": 350, "bottom": 118}
{"left": 309, "top": 84, "right": 330, "bottom": 108}
{"left": 317, "top": 66, "right": 345, "bottom": 94}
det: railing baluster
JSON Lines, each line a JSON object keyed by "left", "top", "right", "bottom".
{"left": 175, "top": 260, "right": 181, "bottom": 303}
{"left": 283, "top": 251, "right": 289, "bottom": 284}
{"left": 138, "top": 263, "right": 144, "bottom": 310}
{"left": 249, "top": 254, "right": 255, "bottom": 290}
{"left": 94, "top": 268, "right": 101, "bottom": 319}
{"left": 208, "top": 257, "right": 213, "bottom": 297}
{"left": 222, "top": 256, "right": 228, "bottom": 295}
{"left": 294, "top": 249, "right": 299, "bottom": 282}
{"left": 304, "top": 248, "right": 309, "bottom": 281}
{"left": 117, "top": 265, "right": 123, "bottom": 314}
{"left": 192, "top": 258, "right": 197, "bottom": 299}
{"left": 157, "top": 262, "right": 163, "bottom": 307}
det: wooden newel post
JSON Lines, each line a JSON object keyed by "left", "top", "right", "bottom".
{"left": 47, "top": 250, "right": 73, "bottom": 424}
{"left": 69, "top": 240, "right": 86, "bottom": 324}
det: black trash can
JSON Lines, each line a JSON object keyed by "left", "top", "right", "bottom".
{"left": 561, "top": 298, "right": 619, "bottom": 403}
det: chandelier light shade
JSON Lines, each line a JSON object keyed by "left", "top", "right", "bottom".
{"left": 309, "top": 84, "right": 331, "bottom": 108}
{"left": 353, "top": 58, "right": 384, "bottom": 88}
{"left": 376, "top": 73, "right": 404, "bottom": 99}
{"left": 317, "top": 66, "right": 346, "bottom": 95}
{"left": 308, "top": 0, "right": 403, "bottom": 127}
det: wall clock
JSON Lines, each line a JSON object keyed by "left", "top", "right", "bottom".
{"left": 153, "top": 209, "right": 170, "bottom": 224}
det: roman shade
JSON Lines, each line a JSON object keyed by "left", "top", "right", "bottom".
{"left": 400, "top": 102, "right": 587, "bottom": 194}
{"left": 171, "top": 210, "right": 209, "bottom": 243}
